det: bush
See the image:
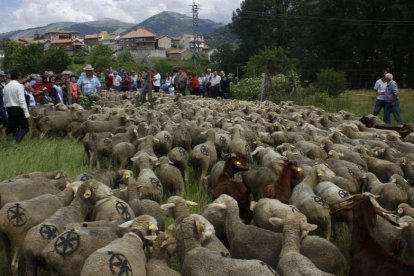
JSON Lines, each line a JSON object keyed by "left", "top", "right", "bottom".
{"left": 315, "top": 68, "right": 347, "bottom": 97}
{"left": 232, "top": 77, "right": 262, "bottom": 101}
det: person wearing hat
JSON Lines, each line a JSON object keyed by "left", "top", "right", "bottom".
{"left": 77, "top": 64, "right": 101, "bottom": 98}
{"left": 0, "top": 70, "right": 7, "bottom": 127}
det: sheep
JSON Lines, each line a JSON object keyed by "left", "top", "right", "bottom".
{"left": 80, "top": 215, "right": 158, "bottom": 276}
{"left": 137, "top": 168, "right": 163, "bottom": 202}
{"left": 398, "top": 203, "right": 414, "bottom": 218}
{"left": 390, "top": 174, "right": 414, "bottom": 207}
{"left": 241, "top": 165, "right": 277, "bottom": 197}
{"left": 168, "top": 146, "right": 190, "bottom": 184}
{"left": 37, "top": 109, "right": 85, "bottom": 138}
{"left": 373, "top": 214, "right": 408, "bottom": 256}
{"left": 146, "top": 232, "right": 180, "bottom": 276}
{"left": 361, "top": 172, "right": 408, "bottom": 210}
{"left": 91, "top": 195, "right": 135, "bottom": 222}
{"left": 82, "top": 131, "right": 113, "bottom": 167}
{"left": 359, "top": 146, "right": 404, "bottom": 182}
{"left": 0, "top": 178, "right": 65, "bottom": 209}
{"left": 262, "top": 160, "right": 302, "bottom": 204}
{"left": 41, "top": 225, "right": 124, "bottom": 276}
{"left": 122, "top": 171, "right": 166, "bottom": 230}
{"left": 327, "top": 158, "right": 365, "bottom": 189}
{"left": 268, "top": 212, "right": 333, "bottom": 276}
{"left": 172, "top": 127, "right": 192, "bottom": 151}
{"left": 0, "top": 182, "right": 81, "bottom": 275}
{"left": 294, "top": 140, "right": 328, "bottom": 160}
{"left": 253, "top": 198, "right": 301, "bottom": 232}
{"left": 157, "top": 156, "right": 185, "bottom": 196}
{"left": 73, "top": 169, "right": 129, "bottom": 189}
{"left": 136, "top": 134, "right": 158, "bottom": 157}
{"left": 330, "top": 193, "right": 414, "bottom": 276}
{"left": 190, "top": 129, "right": 217, "bottom": 181}
{"left": 212, "top": 154, "right": 252, "bottom": 223}
{"left": 229, "top": 124, "right": 253, "bottom": 163}
{"left": 175, "top": 216, "right": 279, "bottom": 276}
{"left": 131, "top": 150, "right": 158, "bottom": 173}
{"left": 111, "top": 142, "right": 136, "bottom": 169}
{"left": 81, "top": 114, "right": 129, "bottom": 133}
{"left": 206, "top": 194, "right": 345, "bottom": 274}
{"left": 12, "top": 170, "right": 67, "bottom": 180}
{"left": 204, "top": 160, "right": 225, "bottom": 189}
{"left": 23, "top": 180, "right": 113, "bottom": 276}
{"left": 290, "top": 168, "right": 332, "bottom": 239}
{"left": 95, "top": 137, "right": 114, "bottom": 169}
{"left": 154, "top": 130, "right": 173, "bottom": 156}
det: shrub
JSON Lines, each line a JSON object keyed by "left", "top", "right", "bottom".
{"left": 231, "top": 77, "right": 261, "bottom": 101}
{"left": 315, "top": 68, "right": 347, "bottom": 97}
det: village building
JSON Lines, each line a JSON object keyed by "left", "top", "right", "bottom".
{"left": 120, "top": 28, "right": 157, "bottom": 50}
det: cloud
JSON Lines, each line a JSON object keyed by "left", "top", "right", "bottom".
{"left": 0, "top": 0, "right": 243, "bottom": 33}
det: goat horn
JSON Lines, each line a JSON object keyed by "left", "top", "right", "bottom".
{"left": 367, "top": 194, "right": 397, "bottom": 214}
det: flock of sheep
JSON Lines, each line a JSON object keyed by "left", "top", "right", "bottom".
{"left": 1, "top": 91, "right": 414, "bottom": 276}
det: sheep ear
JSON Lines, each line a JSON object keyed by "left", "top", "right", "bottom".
{"left": 149, "top": 156, "right": 158, "bottom": 162}
{"left": 54, "top": 171, "right": 63, "bottom": 179}
{"left": 302, "top": 222, "right": 318, "bottom": 232}
{"left": 118, "top": 220, "right": 134, "bottom": 228}
{"left": 144, "top": 235, "right": 158, "bottom": 241}
{"left": 137, "top": 137, "right": 146, "bottom": 142}
{"left": 250, "top": 201, "right": 257, "bottom": 211}
{"left": 268, "top": 217, "right": 284, "bottom": 227}
{"left": 83, "top": 188, "right": 92, "bottom": 198}
{"left": 154, "top": 138, "right": 160, "bottom": 143}
{"left": 160, "top": 203, "right": 175, "bottom": 211}
{"left": 161, "top": 240, "right": 168, "bottom": 248}
{"left": 208, "top": 203, "right": 227, "bottom": 210}
{"left": 130, "top": 157, "right": 138, "bottom": 162}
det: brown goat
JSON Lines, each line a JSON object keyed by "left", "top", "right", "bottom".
{"left": 262, "top": 160, "right": 301, "bottom": 204}
{"left": 330, "top": 193, "right": 414, "bottom": 276}
{"left": 212, "top": 155, "right": 252, "bottom": 223}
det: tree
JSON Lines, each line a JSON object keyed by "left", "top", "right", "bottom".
{"left": 210, "top": 43, "right": 239, "bottom": 75}
{"left": 244, "top": 47, "right": 297, "bottom": 77}
{"left": 113, "top": 52, "right": 139, "bottom": 73}
{"left": 88, "top": 44, "right": 113, "bottom": 72}
{"left": 42, "top": 48, "right": 71, "bottom": 73}
{"left": 0, "top": 41, "right": 44, "bottom": 74}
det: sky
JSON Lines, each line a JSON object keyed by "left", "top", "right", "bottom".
{"left": 0, "top": 0, "right": 243, "bottom": 33}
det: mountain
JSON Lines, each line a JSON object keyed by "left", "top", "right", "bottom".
{"left": 204, "top": 25, "right": 240, "bottom": 48}
{"left": 0, "top": 19, "right": 135, "bottom": 40}
{"left": 124, "top": 11, "right": 225, "bottom": 37}
{"left": 0, "top": 11, "right": 225, "bottom": 42}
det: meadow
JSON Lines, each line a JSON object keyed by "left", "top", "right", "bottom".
{"left": 0, "top": 89, "right": 413, "bottom": 275}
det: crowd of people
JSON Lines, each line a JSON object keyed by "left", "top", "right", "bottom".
{"left": 0, "top": 64, "right": 231, "bottom": 143}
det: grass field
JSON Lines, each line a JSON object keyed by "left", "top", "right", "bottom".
{"left": 0, "top": 90, "right": 412, "bottom": 275}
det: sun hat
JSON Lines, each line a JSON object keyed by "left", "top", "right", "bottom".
{"left": 83, "top": 64, "right": 94, "bottom": 71}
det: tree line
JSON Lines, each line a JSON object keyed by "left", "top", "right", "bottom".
{"left": 213, "top": 0, "right": 414, "bottom": 88}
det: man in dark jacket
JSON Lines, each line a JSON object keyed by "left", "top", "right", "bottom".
{"left": 0, "top": 70, "right": 7, "bottom": 127}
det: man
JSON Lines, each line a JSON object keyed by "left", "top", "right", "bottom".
{"left": 77, "top": 64, "right": 101, "bottom": 98}
{"left": 152, "top": 70, "right": 161, "bottom": 93}
{"left": 384, "top": 73, "right": 403, "bottom": 125}
{"left": 373, "top": 72, "right": 387, "bottom": 116}
{"left": 205, "top": 68, "right": 213, "bottom": 97}
{"left": 2, "top": 70, "right": 30, "bottom": 143}
{"left": 210, "top": 71, "right": 221, "bottom": 98}
{"left": 130, "top": 70, "right": 138, "bottom": 90}
{"left": 219, "top": 70, "right": 230, "bottom": 99}
{"left": 0, "top": 70, "right": 7, "bottom": 127}
{"left": 140, "top": 67, "right": 152, "bottom": 105}
{"left": 32, "top": 76, "right": 45, "bottom": 103}
{"left": 51, "top": 77, "right": 64, "bottom": 104}
{"left": 113, "top": 71, "right": 122, "bottom": 91}
{"left": 105, "top": 69, "right": 113, "bottom": 90}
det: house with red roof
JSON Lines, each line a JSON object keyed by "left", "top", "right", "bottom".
{"left": 120, "top": 28, "right": 157, "bottom": 50}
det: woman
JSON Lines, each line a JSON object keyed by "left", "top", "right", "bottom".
{"left": 70, "top": 76, "right": 79, "bottom": 103}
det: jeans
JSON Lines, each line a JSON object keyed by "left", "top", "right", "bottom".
{"left": 373, "top": 99, "right": 385, "bottom": 116}
{"left": 6, "top": 107, "right": 29, "bottom": 143}
{"left": 384, "top": 100, "right": 403, "bottom": 125}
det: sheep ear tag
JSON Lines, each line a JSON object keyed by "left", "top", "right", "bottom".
{"left": 186, "top": 200, "right": 198, "bottom": 207}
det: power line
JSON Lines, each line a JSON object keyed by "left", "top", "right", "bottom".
{"left": 191, "top": 0, "right": 201, "bottom": 65}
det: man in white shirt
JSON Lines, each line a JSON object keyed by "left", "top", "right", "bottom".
{"left": 113, "top": 71, "right": 122, "bottom": 91}
{"left": 210, "top": 71, "right": 221, "bottom": 98}
{"left": 2, "top": 71, "right": 30, "bottom": 143}
{"left": 373, "top": 72, "right": 388, "bottom": 116}
{"left": 152, "top": 70, "right": 161, "bottom": 92}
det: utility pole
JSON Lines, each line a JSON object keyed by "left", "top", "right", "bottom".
{"left": 191, "top": 0, "right": 200, "bottom": 66}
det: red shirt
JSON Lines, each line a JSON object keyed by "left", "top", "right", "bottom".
{"left": 32, "top": 83, "right": 45, "bottom": 102}
{"left": 105, "top": 74, "right": 113, "bottom": 88}
{"left": 191, "top": 76, "right": 199, "bottom": 90}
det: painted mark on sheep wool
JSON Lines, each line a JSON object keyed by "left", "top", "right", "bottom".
{"left": 338, "top": 190, "right": 349, "bottom": 198}
{"left": 80, "top": 174, "right": 93, "bottom": 181}
{"left": 40, "top": 224, "right": 59, "bottom": 240}
{"left": 164, "top": 133, "right": 171, "bottom": 142}
{"left": 115, "top": 201, "right": 132, "bottom": 221}
{"left": 347, "top": 168, "right": 355, "bottom": 177}
{"left": 219, "top": 136, "right": 227, "bottom": 146}
{"left": 109, "top": 253, "right": 132, "bottom": 276}
{"left": 179, "top": 147, "right": 186, "bottom": 157}
{"left": 54, "top": 229, "right": 80, "bottom": 256}
{"left": 150, "top": 177, "right": 162, "bottom": 191}
{"left": 259, "top": 261, "right": 278, "bottom": 275}
{"left": 7, "top": 203, "right": 27, "bottom": 227}
{"left": 200, "top": 145, "right": 209, "bottom": 156}
{"left": 289, "top": 205, "right": 300, "bottom": 213}
{"left": 313, "top": 196, "right": 330, "bottom": 209}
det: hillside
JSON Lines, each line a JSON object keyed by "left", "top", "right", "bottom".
{"left": 122, "top": 11, "right": 224, "bottom": 37}
{"left": 204, "top": 25, "right": 240, "bottom": 48}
